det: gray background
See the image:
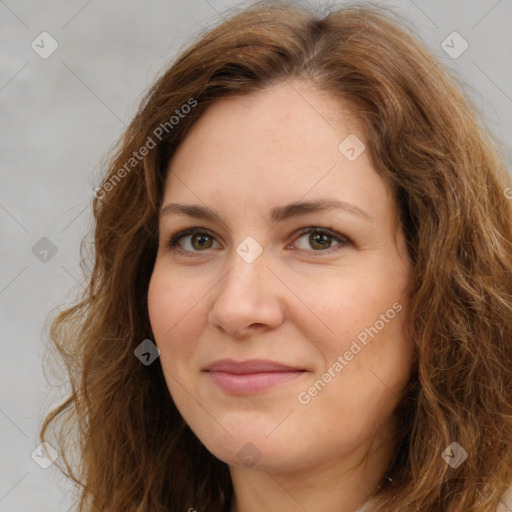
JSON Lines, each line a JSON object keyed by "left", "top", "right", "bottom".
{"left": 1, "top": 0, "right": 511, "bottom": 510}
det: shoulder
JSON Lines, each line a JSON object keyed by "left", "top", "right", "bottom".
{"left": 356, "top": 485, "right": 512, "bottom": 511}
{"left": 355, "top": 498, "right": 376, "bottom": 512}
{"left": 497, "top": 483, "right": 512, "bottom": 511}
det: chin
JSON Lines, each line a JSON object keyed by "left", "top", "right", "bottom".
{"left": 192, "top": 429, "right": 279, "bottom": 468}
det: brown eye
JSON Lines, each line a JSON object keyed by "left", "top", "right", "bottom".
{"left": 308, "top": 232, "right": 333, "bottom": 250}
{"left": 165, "top": 226, "right": 350, "bottom": 257}
{"left": 167, "top": 228, "right": 220, "bottom": 254}
{"left": 189, "top": 232, "right": 214, "bottom": 250}
{"left": 291, "top": 228, "right": 350, "bottom": 253}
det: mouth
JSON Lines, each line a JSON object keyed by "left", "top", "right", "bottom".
{"left": 205, "top": 369, "right": 306, "bottom": 394}
{"left": 203, "top": 358, "right": 307, "bottom": 394}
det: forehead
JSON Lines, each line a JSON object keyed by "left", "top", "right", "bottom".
{"left": 163, "top": 81, "right": 395, "bottom": 225}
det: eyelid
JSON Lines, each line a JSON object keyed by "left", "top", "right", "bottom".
{"left": 164, "top": 225, "right": 352, "bottom": 256}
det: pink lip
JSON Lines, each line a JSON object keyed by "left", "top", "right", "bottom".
{"left": 204, "top": 358, "right": 305, "bottom": 373}
{"left": 203, "top": 359, "right": 307, "bottom": 394}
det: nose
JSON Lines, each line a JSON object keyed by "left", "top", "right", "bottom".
{"left": 208, "top": 245, "right": 286, "bottom": 337}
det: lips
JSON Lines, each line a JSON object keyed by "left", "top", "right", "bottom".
{"left": 203, "top": 358, "right": 307, "bottom": 394}
{"left": 203, "top": 358, "right": 305, "bottom": 373}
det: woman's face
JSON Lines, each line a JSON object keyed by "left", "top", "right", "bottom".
{"left": 148, "top": 80, "right": 414, "bottom": 473}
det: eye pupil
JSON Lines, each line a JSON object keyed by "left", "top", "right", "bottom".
{"left": 192, "top": 233, "right": 212, "bottom": 249}
{"left": 310, "top": 232, "right": 331, "bottom": 249}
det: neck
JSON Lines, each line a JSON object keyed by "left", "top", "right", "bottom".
{"left": 228, "top": 427, "right": 396, "bottom": 512}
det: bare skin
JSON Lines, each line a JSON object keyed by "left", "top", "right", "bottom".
{"left": 147, "top": 79, "right": 414, "bottom": 512}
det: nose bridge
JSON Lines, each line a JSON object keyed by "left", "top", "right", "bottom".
{"left": 222, "top": 237, "right": 268, "bottom": 295}
{"left": 209, "top": 239, "right": 284, "bottom": 333}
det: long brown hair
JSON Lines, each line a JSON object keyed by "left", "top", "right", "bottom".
{"left": 40, "top": 1, "right": 512, "bottom": 510}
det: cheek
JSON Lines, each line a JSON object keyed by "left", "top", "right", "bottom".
{"left": 147, "top": 265, "right": 200, "bottom": 339}
{"left": 300, "top": 300, "right": 411, "bottom": 433}
{"left": 147, "top": 273, "right": 191, "bottom": 407}
{"left": 147, "top": 274, "right": 161, "bottom": 335}
{"left": 302, "top": 270, "right": 402, "bottom": 340}
{"left": 147, "top": 267, "right": 206, "bottom": 373}
{"left": 309, "top": 270, "right": 412, "bottom": 387}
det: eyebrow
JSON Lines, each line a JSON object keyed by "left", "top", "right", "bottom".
{"left": 159, "top": 199, "right": 373, "bottom": 226}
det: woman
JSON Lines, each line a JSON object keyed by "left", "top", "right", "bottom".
{"left": 40, "top": 1, "right": 512, "bottom": 511}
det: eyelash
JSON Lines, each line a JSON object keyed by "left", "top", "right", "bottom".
{"left": 164, "top": 226, "right": 351, "bottom": 256}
